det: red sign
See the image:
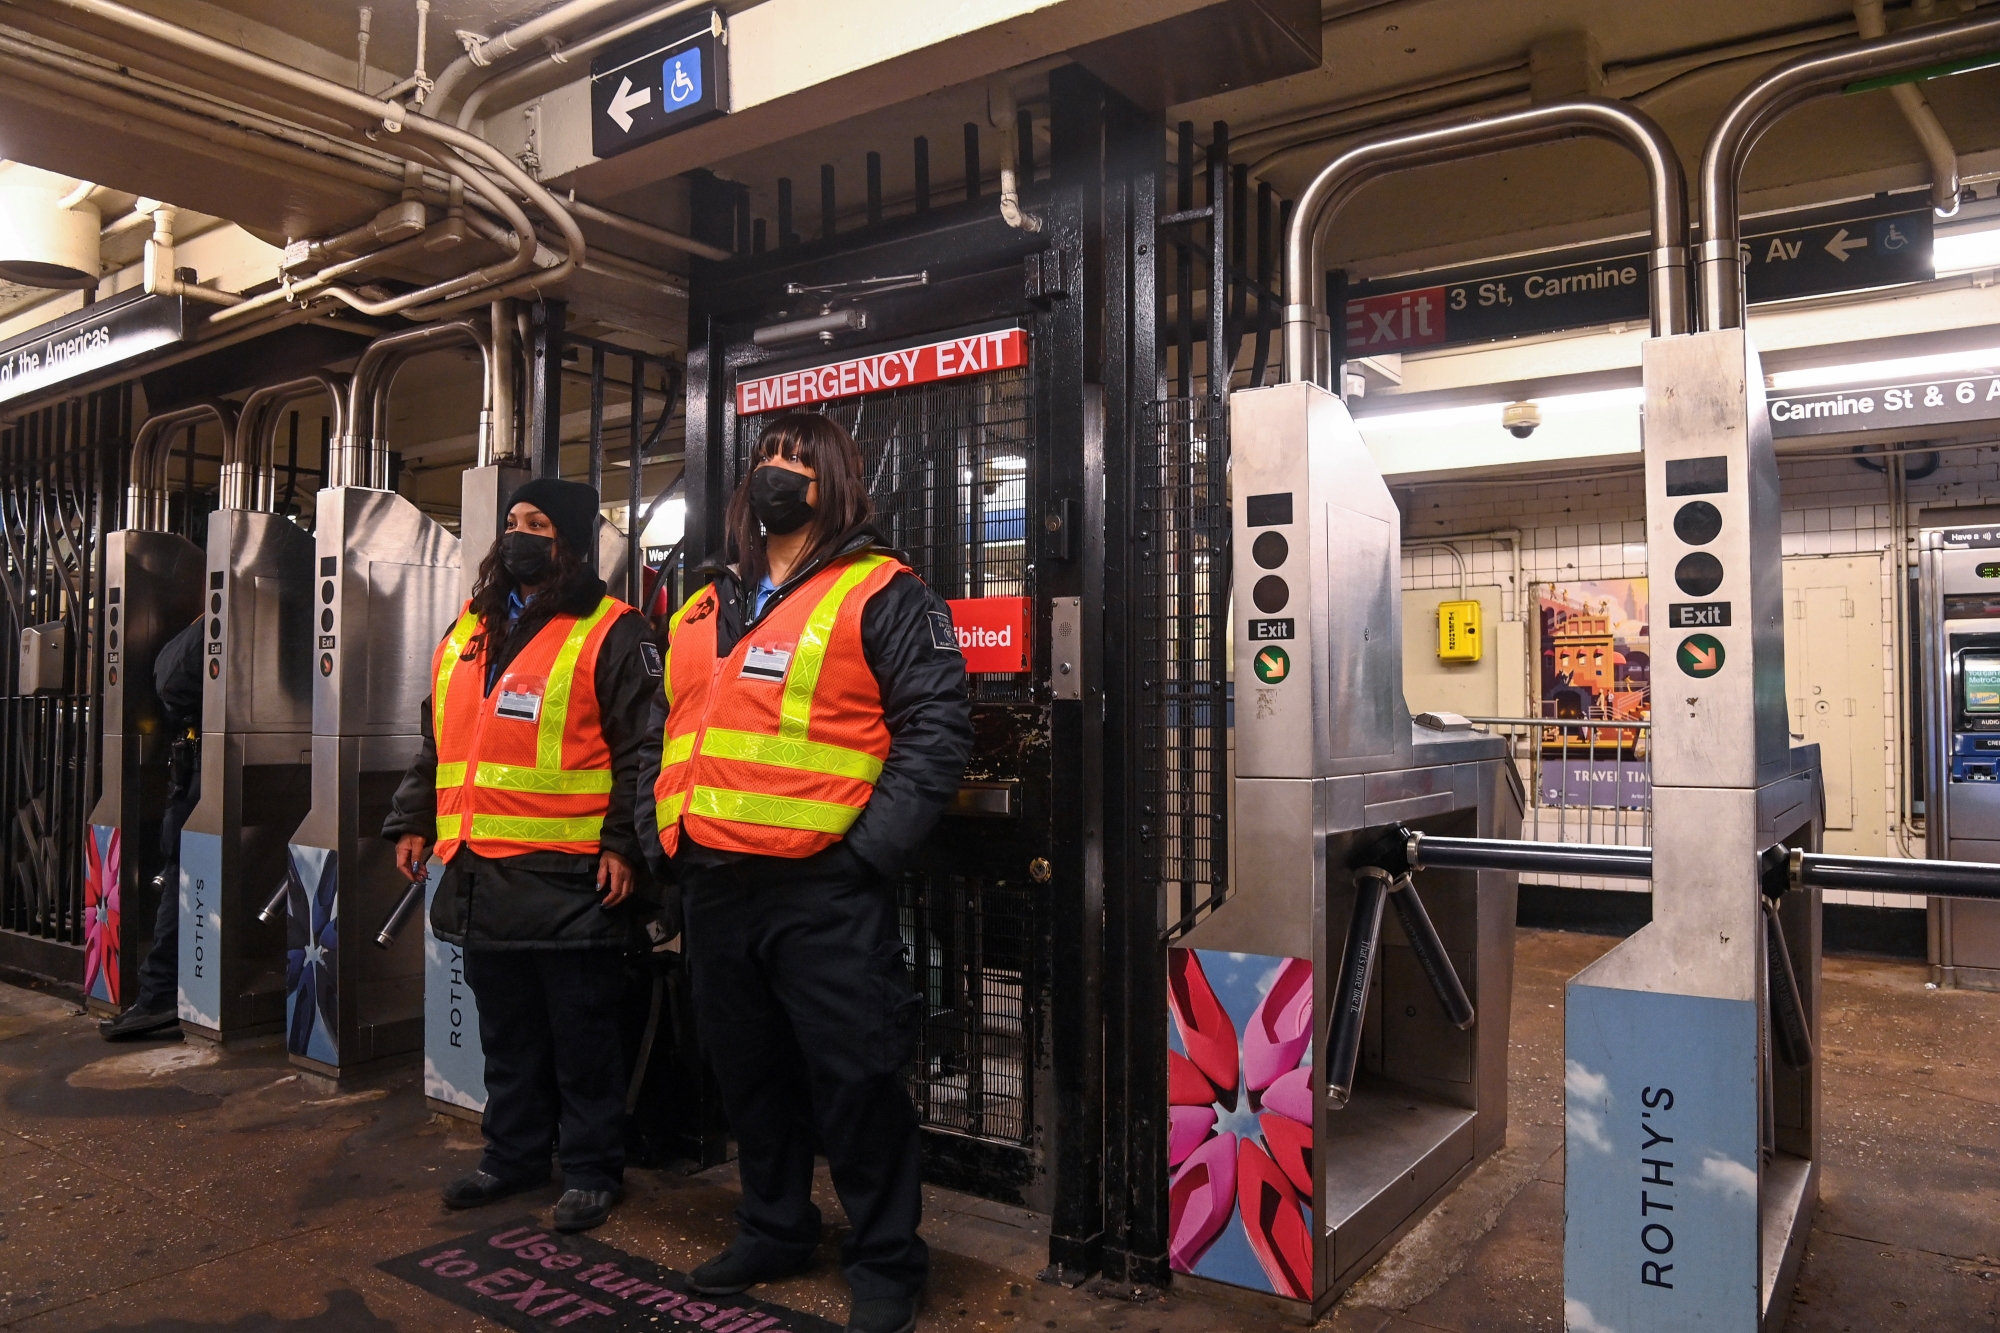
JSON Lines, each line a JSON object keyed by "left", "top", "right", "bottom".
{"left": 1343, "top": 286, "right": 1448, "bottom": 355}
{"left": 947, "top": 596, "right": 1030, "bottom": 674}
{"left": 736, "top": 327, "right": 1027, "bottom": 415}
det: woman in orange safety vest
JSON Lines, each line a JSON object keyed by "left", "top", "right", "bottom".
{"left": 637, "top": 413, "right": 973, "bottom": 1333}
{"left": 383, "top": 478, "right": 661, "bottom": 1236}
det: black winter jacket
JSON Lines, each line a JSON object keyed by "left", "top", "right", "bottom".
{"left": 381, "top": 576, "right": 660, "bottom": 949}
{"left": 635, "top": 527, "right": 974, "bottom": 882}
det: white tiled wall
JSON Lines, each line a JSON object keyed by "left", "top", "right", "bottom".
{"left": 1394, "top": 442, "right": 2000, "bottom": 910}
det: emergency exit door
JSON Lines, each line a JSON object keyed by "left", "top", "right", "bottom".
{"left": 1784, "top": 554, "right": 1887, "bottom": 854}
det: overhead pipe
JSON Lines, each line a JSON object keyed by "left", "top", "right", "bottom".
{"left": 127, "top": 401, "right": 236, "bottom": 530}
{"left": 424, "top": 0, "right": 634, "bottom": 113}
{"left": 337, "top": 319, "right": 492, "bottom": 489}
{"left": 1283, "top": 98, "right": 1688, "bottom": 388}
{"left": 1856, "top": 0, "right": 1961, "bottom": 217}
{"left": 33, "top": 0, "right": 586, "bottom": 322}
{"left": 234, "top": 373, "right": 349, "bottom": 511}
{"left": 987, "top": 76, "right": 1042, "bottom": 234}
{"left": 1698, "top": 9, "right": 2000, "bottom": 330}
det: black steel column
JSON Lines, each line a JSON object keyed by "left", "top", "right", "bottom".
{"left": 528, "top": 298, "right": 566, "bottom": 479}
{"left": 1098, "top": 80, "right": 1167, "bottom": 1289}
{"left": 1043, "top": 62, "right": 1110, "bottom": 1282}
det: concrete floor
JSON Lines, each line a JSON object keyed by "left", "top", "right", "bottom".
{"left": 0, "top": 928, "right": 1994, "bottom": 1332}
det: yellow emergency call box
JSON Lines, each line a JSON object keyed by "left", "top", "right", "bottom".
{"left": 1437, "top": 600, "right": 1482, "bottom": 662}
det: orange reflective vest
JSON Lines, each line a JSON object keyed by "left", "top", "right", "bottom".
{"left": 431, "top": 594, "right": 629, "bottom": 860}
{"left": 654, "top": 552, "right": 905, "bottom": 859}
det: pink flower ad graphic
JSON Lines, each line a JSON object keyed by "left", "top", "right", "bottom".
{"left": 1167, "top": 946, "right": 1314, "bottom": 1299}
{"left": 83, "top": 824, "right": 120, "bottom": 1006}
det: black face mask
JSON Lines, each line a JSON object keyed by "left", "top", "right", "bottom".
{"left": 500, "top": 531, "right": 555, "bottom": 584}
{"left": 748, "top": 466, "right": 815, "bottom": 535}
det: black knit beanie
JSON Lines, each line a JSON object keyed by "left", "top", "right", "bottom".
{"left": 506, "top": 477, "right": 599, "bottom": 559}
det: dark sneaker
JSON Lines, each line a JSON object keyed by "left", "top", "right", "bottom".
{"left": 99, "top": 1004, "right": 180, "bottom": 1041}
{"left": 847, "top": 1295, "right": 920, "bottom": 1333}
{"left": 553, "top": 1187, "right": 620, "bottom": 1233}
{"left": 440, "top": 1169, "right": 547, "bottom": 1209}
{"left": 687, "top": 1245, "right": 814, "bottom": 1295}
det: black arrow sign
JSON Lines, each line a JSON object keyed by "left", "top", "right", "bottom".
{"left": 589, "top": 9, "right": 728, "bottom": 159}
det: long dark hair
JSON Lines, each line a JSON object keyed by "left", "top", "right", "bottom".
{"left": 725, "top": 413, "right": 875, "bottom": 588}
{"left": 464, "top": 529, "right": 595, "bottom": 658}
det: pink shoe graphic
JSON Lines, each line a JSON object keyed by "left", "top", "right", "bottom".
{"left": 1169, "top": 1049, "right": 1216, "bottom": 1106}
{"left": 1262, "top": 1064, "right": 1314, "bottom": 1124}
{"left": 1169, "top": 949, "right": 1240, "bottom": 1099}
{"left": 1242, "top": 958, "right": 1312, "bottom": 1091}
{"left": 1167, "top": 1130, "right": 1237, "bottom": 1271}
{"left": 1169, "top": 1104, "right": 1217, "bottom": 1167}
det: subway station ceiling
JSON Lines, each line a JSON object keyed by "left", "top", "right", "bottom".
{"left": 0, "top": 0, "right": 1994, "bottom": 332}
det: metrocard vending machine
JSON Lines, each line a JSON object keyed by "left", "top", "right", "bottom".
{"left": 1921, "top": 522, "right": 2000, "bottom": 989}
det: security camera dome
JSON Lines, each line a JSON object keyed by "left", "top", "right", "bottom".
{"left": 1502, "top": 401, "right": 1541, "bottom": 440}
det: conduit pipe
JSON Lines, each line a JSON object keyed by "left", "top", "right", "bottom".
{"left": 1698, "top": 9, "right": 2000, "bottom": 330}
{"left": 233, "top": 374, "right": 349, "bottom": 511}
{"left": 32, "top": 0, "right": 584, "bottom": 321}
{"left": 424, "top": 0, "right": 633, "bottom": 113}
{"left": 128, "top": 401, "right": 235, "bottom": 530}
{"left": 337, "top": 319, "right": 491, "bottom": 488}
{"left": 988, "top": 76, "right": 1041, "bottom": 234}
{"left": 1282, "top": 99, "right": 1688, "bottom": 388}
{"left": 1855, "top": 0, "right": 1961, "bottom": 216}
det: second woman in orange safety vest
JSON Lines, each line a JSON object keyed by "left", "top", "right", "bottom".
{"left": 383, "top": 477, "right": 662, "bottom": 1237}
{"left": 637, "top": 413, "right": 972, "bottom": 1333}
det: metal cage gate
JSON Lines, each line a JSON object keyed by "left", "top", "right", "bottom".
{"left": 0, "top": 388, "right": 130, "bottom": 981}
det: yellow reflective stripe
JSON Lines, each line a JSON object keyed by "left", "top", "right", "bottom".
{"left": 433, "top": 609, "right": 480, "bottom": 739}
{"left": 779, "top": 555, "right": 891, "bottom": 740}
{"left": 467, "top": 813, "right": 605, "bottom": 843}
{"left": 435, "top": 814, "right": 463, "bottom": 840}
{"left": 700, "top": 727, "right": 883, "bottom": 783}
{"left": 659, "top": 791, "right": 686, "bottom": 822}
{"left": 690, "top": 785, "right": 863, "bottom": 835}
{"left": 474, "top": 762, "right": 613, "bottom": 795}
{"left": 435, "top": 761, "right": 467, "bottom": 789}
{"left": 664, "top": 732, "right": 696, "bottom": 766}
{"left": 539, "top": 596, "right": 617, "bottom": 771}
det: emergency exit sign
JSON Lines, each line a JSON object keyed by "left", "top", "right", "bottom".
{"left": 736, "top": 326, "right": 1028, "bottom": 415}
{"left": 1344, "top": 191, "right": 1934, "bottom": 355}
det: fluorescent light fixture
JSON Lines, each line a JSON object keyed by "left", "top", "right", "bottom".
{"left": 989, "top": 455, "right": 1028, "bottom": 472}
{"left": 1934, "top": 224, "right": 2000, "bottom": 277}
{"left": 1355, "top": 385, "right": 1644, "bottom": 428}
{"left": 640, "top": 496, "right": 685, "bottom": 547}
{"left": 1768, "top": 345, "right": 2000, "bottom": 390}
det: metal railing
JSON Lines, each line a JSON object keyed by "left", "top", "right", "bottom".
{"left": 1463, "top": 715, "right": 1651, "bottom": 875}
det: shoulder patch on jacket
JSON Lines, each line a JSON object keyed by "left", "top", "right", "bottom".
{"left": 640, "top": 642, "right": 664, "bottom": 677}
{"left": 928, "top": 609, "right": 961, "bottom": 653}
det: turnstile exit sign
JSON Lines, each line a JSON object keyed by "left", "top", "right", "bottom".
{"left": 589, "top": 9, "right": 727, "bottom": 158}
{"left": 1345, "top": 192, "right": 1934, "bottom": 355}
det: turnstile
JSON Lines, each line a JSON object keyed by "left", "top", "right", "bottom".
{"left": 176, "top": 378, "right": 331, "bottom": 1040}
{"left": 86, "top": 528, "right": 202, "bottom": 1011}
{"left": 1170, "top": 380, "right": 1520, "bottom": 1315}
{"left": 1921, "top": 522, "right": 2000, "bottom": 989}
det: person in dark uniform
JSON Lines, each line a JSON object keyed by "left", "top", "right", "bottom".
{"left": 384, "top": 478, "right": 660, "bottom": 1234}
{"left": 638, "top": 413, "right": 974, "bottom": 1333}
{"left": 100, "top": 612, "right": 204, "bottom": 1040}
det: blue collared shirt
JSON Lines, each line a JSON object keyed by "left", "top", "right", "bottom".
{"left": 749, "top": 574, "right": 779, "bottom": 623}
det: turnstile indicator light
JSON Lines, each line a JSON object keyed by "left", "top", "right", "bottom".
{"left": 209, "top": 570, "right": 225, "bottom": 589}
{"left": 319, "top": 652, "right": 334, "bottom": 677}
{"left": 210, "top": 593, "right": 222, "bottom": 613}
{"left": 321, "top": 556, "right": 337, "bottom": 576}
{"left": 1664, "top": 455, "right": 1729, "bottom": 496}
{"left": 321, "top": 609, "right": 335, "bottom": 632}
{"left": 107, "top": 586, "right": 119, "bottom": 604}
{"left": 1674, "top": 551, "right": 1724, "bottom": 596}
{"left": 208, "top": 618, "right": 221, "bottom": 640}
{"left": 1979, "top": 562, "right": 2000, "bottom": 579}
{"left": 108, "top": 628, "right": 118, "bottom": 650}
{"left": 1673, "top": 500, "right": 1723, "bottom": 545}
{"left": 1252, "top": 576, "right": 1290, "bottom": 613}
{"left": 321, "top": 580, "right": 335, "bottom": 604}
{"left": 1246, "top": 492, "right": 1293, "bottom": 527}
{"left": 1677, "top": 632, "right": 1726, "bottom": 678}
{"left": 1252, "top": 646, "right": 1291, "bottom": 684}
{"left": 1253, "top": 531, "right": 1289, "bottom": 568}
{"left": 108, "top": 606, "right": 118, "bottom": 626}
{"left": 207, "top": 659, "right": 219, "bottom": 680}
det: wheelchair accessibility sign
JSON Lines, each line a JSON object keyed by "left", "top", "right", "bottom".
{"left": 590, "top": 9, "right": 728, "bottom": 158}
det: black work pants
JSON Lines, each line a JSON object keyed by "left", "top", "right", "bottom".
{"left": 683, "top": 846, "right": 927, "bottom": 1301}
{"left": 135, "top": 778, "right": 199, "bottom": 1013}
{"left": 463, "top": 948, "right": 628, "bottom": 1192}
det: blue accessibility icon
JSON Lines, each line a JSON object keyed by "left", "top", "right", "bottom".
{"left": 665, "top": 49, "right": 701, "bottom": 107}
{"left": 1877, "top": 219, "right": 1910, "bottom": 252}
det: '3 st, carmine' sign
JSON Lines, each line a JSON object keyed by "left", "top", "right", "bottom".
{"left": 736, "top": 326, "right": 1028, "bottom": 415}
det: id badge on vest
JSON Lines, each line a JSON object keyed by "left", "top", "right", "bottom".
{"left": 741, "top": 643, "right": 794, "bottom": 683}
{"left": 495, "top": 671, "right": 547, "bottom": 722}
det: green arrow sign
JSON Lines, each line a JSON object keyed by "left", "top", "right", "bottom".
{"left": 1252, "top": 645, "right": 1291, "bottom": 684}
{"left": 1677, "top": 633, "right": 1726, "bottom": 678}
